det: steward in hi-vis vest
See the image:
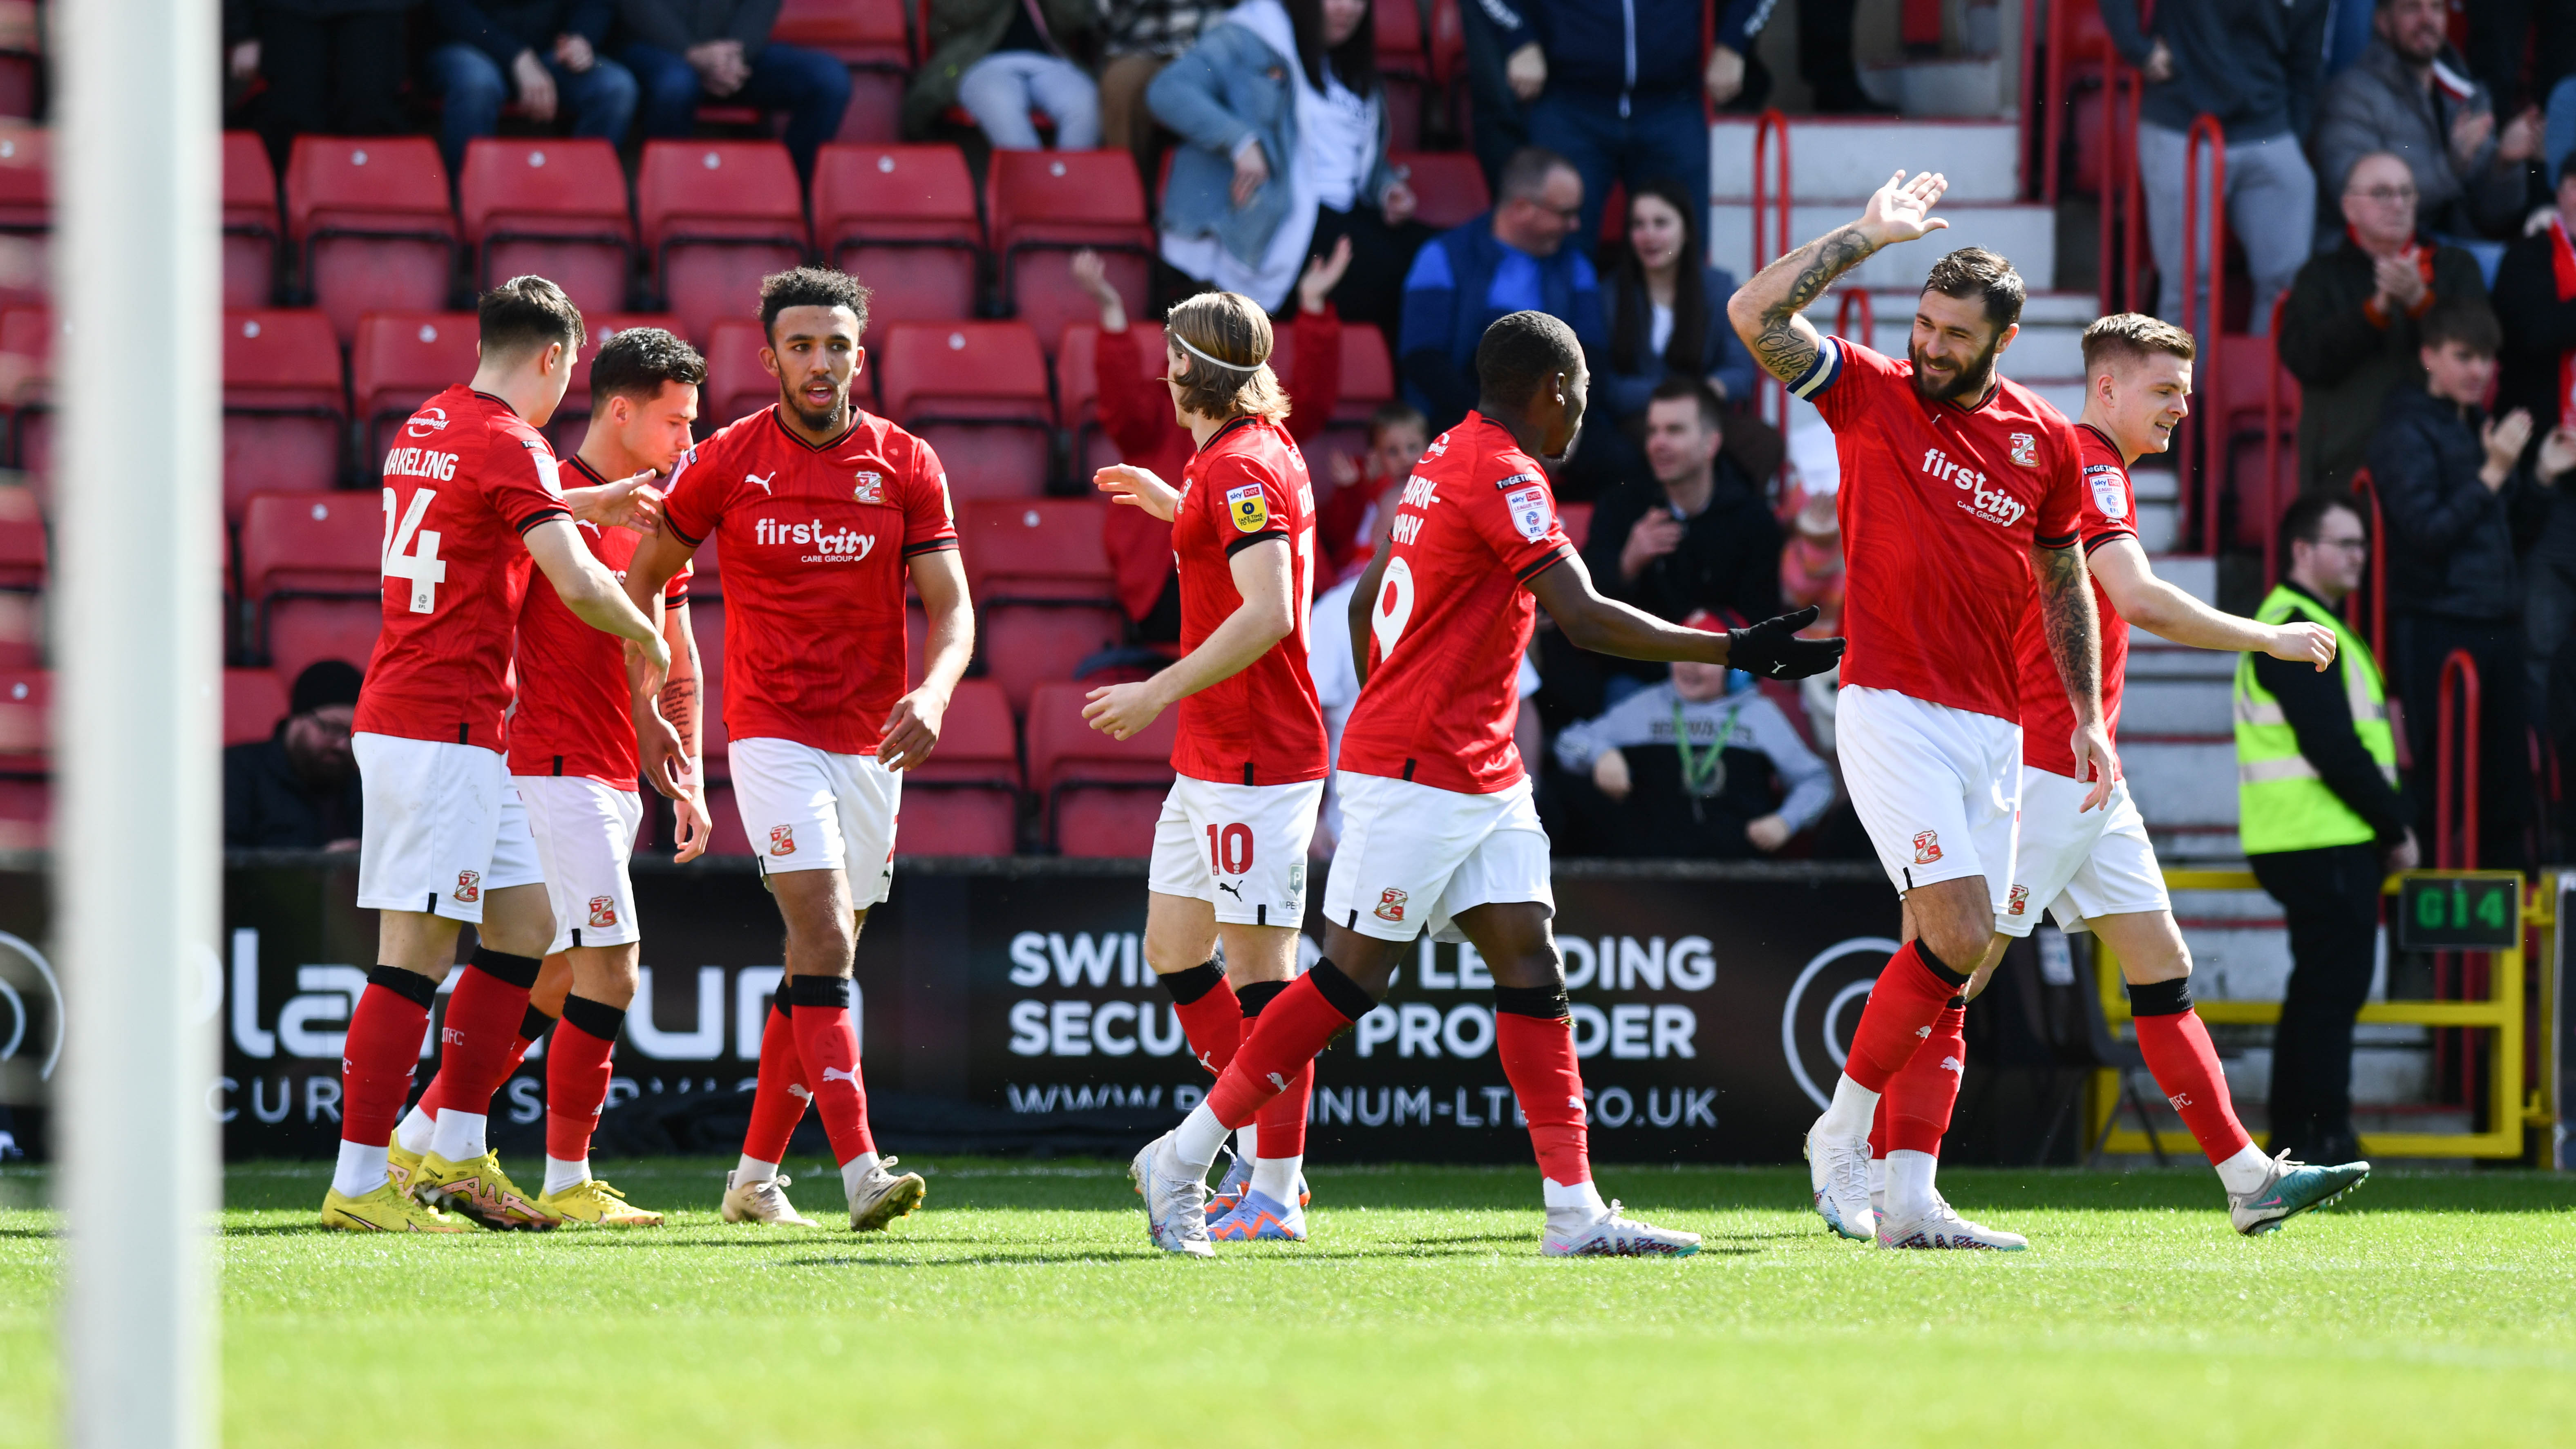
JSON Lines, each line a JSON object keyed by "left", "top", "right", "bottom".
{"left": 2234, "top": 583, "right": 2397, "bottom": 855}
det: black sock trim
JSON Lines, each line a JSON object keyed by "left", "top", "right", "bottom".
{"left": 518, "top": 1004, "right": 559, "bottom": 1042}
{"left": 1159, "top": 959, "right": 1227, "bottom": 1006}
{"left": 1912, "top": 942, "right": 1970, "bottom": 989}
{"left": 468, "top": 946, "right": 543, "bottom": 990}
{"left": 2127, "top": 977, "right": 2193, "bottom": 1017}
{"left": 368, "top": 965, "right": 438, "bottom": 1009}
{"left": 560, "top": 994, "right": 628, "bottom": 1042}
{"left": 1493, "top": 984, "right": 1572, "bottom": 1019}
{"left": 1306, "top": 957, "right": 1379, "bottom": 1019}
{"left": 1237, "top": 980, "right": 1289, "bottom": 1016}
{"left": 787, "top": 974, "right": 853, "bottom": 1009}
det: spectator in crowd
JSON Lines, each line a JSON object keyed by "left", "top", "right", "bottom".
{"left": 1603, "top": 178, "right": 1756, "bottom": 417}
{"left": 2279, "top": 151, "right": 2488, "bottom": 492}
{"left": 2369, "top": 303, "right": 2575, "bottom": 870}
{"left": 620, "top": 0, "right": 851, "bottom": 177}
{"left": 239, "top": 0, "right": 415, "bottom": 165}
{"left": 1397, "top": 146, "right": 1601, "bottom": 433}
{"left": 1579, "top": 378, "right": 1781, "bottom": 700}
{"left": 2236, "top": 492, "right": 2414, "bottom": 1168}
{"left": 2554, "top": 76, "right": 2576, "bottom": 185}
{"left": 2314, "top": 0, "right": 2544, "bottom": 247}
{"left": 1076, "top": 244, "right": 1348, "bottom": 643}
{"left": 2101, "top": 0, "right": 2328, "bottom": 336}
{"left": 2467, "top": 0, "right": 2573, "bottom": 119}
{"left": 1777, "top": 485, "right": 1845, "bottom": 753}
{"left": 1315, "top": 399, "right": 1427, "bottom": 580}
{"left": 223, "top": 661, "right": 364, "bottom": 850}
{"left": 2494, "top": 152, "right": 2576, "bottom": 436}
{"left": 1151, "top": 0, "right": 1422, "bottom": 337}
{"left": 908, "top": 0, "right": 1100, "bottom": 152}
{"left": 1095, "top": 0, "right": 1213, "bottom": 180}
{"left": 1551, "top": 620, "right": 1834, "bottom": 859}
{"left": 1453, "top": 0, "right": 1527, "bottom": 191}
{"left": 425, "top": 0, "right": 637, "bottom": 173}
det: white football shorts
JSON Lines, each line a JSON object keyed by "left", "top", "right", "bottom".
{"left": 1147, "top": 775, "right": 1324, "bottom": 926}
{"left": 355, "top": 733, "right": 544, "bottom": 924}
{"left": 511, "top": 774, "right": 646, "bottom": 953}
{"left": 1321, "top": 772, "right": 1552, "bottom": 944}
{"left": 729, "top": 735, "right": 901, "bottom": 906}
{"left": 1996, "top": 765, "right": 2169, "bottom": 937}
{"left": 1836, "top": 685, "right": 2023, "bottom": 917}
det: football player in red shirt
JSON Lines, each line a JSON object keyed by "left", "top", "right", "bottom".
{"left": 1129, "top": 311, "right": 1843, "bottom": 1257}
{"left": 323, "top": 278, "right": 673, "bottom": 1233}
{"left": 621, "top": 268, "right": 972, "bottom": 1234}
{"left": 1731, "top": 171, "right": 2110, "bottom": 1249}
{"left": 1866, "top": 314, "right": 2367, "bottom": 1238}
{"left": 1086, "top": 290, "right": 1330, "bottom": 1243}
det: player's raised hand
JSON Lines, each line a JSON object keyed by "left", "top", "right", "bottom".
{"left": 671, "top": 783, "right": 711, "bottom": 863}
{"left": 1856, "top": 170, "right": 1949, "bottom": 248}
{"left": 878, "top": 686, "right": 948, "bottom": 771}
{"left": 2070, "top": 721, "right": 2118, "bottom": 812}
{"left": 567, "top": 470, "right": 666, "bottom": 534}
{"left": 2267, "top": 621, "right": 2338, "bottom": 672}
{"left": 1723, "top": 605, "right": 1846, "bottom": 680}
{"left": 1082, "top": 679, "right": 1168, "bottom": 740}
{"left": 1095, "top": 463, "right": 1182, "bottom": 521}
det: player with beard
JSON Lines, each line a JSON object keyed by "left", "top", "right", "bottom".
{"left": 1730, "top": 171, "right": 2105, "bottom": 1250}
{"left": 1863, "top": 313, "right": 2371, "bottom": 1240}
{"left": 621, "top": 268, "right": 972, "bottom": 1233}
{"left": 1128, "top": 311, "right": 1843, "bottom": 1257}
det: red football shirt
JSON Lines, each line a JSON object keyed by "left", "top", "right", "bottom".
{"left": 2017, "top": 423, "right": 2137, "bottom": 778}
{"left": 1169, "top": 416, "right": 1328, "bottom": 785}
{"left": 660, "top": 406, "right": 958, "bottom": 756}
{"left": 1793, "top": 338, "right": 2084, "bottom": 722}
{"left": 355, "top": 385, "right": 572, "bottom": 749}
{"left": 1338, "top": 412, "right": 1572, "bottom": 794}
{"left": 507, "top": 455, "right": 695, "bottom": 789}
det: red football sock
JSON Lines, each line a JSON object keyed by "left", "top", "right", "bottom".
{"left": 1162, "top": 961, "right": 1243, "bottom": 1078}
{"left": 742, "top": 998, "right": 809, "bottom": 1165}
{"left": 545, "top": 996, "right": 622, "bottom": 1164}
{"left": 1206, "top": 965, "right": 1369, "bottom": 1129}
{"left": 1881, "top": 1000, "right": 1966, "bottom": 1156}
{"left": 340, "top": 971, "right": 434, "bottom": 1149}
{"left": 789, "top": 977, "right": 876, "bottom": 1164}
{"left": 434, "top": 948, "right": 541, "bottom": 1118}
{"left": 1241, "top": 995, "right": 1312, "bottom": 1159}
{"left": 1496, "top": 1008, "right": 1591, "bottom": 1187}
{"left": 2133, "top": 1000, "right": 2256, "bottom": 1165}
{"left": 420, "top": 1002, "right": 552, "bottom": 1117}
{"left": 1843, "top": 940, "right": 1968, "bottom": 1093}
{"left": 1870, "top": 1091, "right": 1890, "bottom": 1155}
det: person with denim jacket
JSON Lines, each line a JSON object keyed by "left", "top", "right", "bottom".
{"left": 1148, "top": 0, "right": 1422, "bottom": 336}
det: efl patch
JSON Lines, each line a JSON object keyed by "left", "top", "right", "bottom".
{"left": 853, "top": 470, "right": 885, "bottom": 505}
{"left": 2006, "top": 883, "right": 2029, "bottom": 916}
{"left": 768, "top": 824, "right": 797, "bottom": 857}
{"left": 453, "top": 869, "right": 481, "bottom": 903}
{"left": 1374, "top": 887, "right": 1408, "bottom": 922}
{"left": 1912, "top": 830, "right": 1942, "bottom": 865}
{"left": 587, "top": 895, "right": 618, "bottom": 928}
{"left": 1227, "top": 483, "right": 1270, "bottom": 533}
{"left": 2087, "top": 463, "right": 2129, "bottom": 519}
{"left": 1503, "top": 485, "right": 1552, "bottom": 542}
{"left": 2009, "top": 432, "right": 2037, "bottom": 467}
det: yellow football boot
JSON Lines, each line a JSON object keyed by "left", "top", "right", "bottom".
{"left": 411, "top": 1150, "right": 561, "bottom": 1230}
{"left": 537, "top": 1177, "right": 666, "bottom": 1228}
{"left": 385, "top": 1133, "right": 424, "bottom": 1196}
{"left": 321, "top": 1180, "right": 470, "bottom": 1232}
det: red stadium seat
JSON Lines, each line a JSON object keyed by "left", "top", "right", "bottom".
{"left": 1376, "top": 0, "right": 1431, "bottom": 150}
{"left": 1270, "top": 320, "right": 1395, "bottom": 461}
{"left": 240, "top": 492, "right": 382, "bottom": 680}
{"left": 0, "top": 775, "right": 44, "bottom": 847}
{"left": 350, "top": 311, "right": 479, "bottom": 461}
{"left": 984, "top": 151, "right": 1150, "bottom": 354}
{"left": 961, "top": 499, "right": 1123, "bottom": 711}
{"left": 905, "top": 597, "right": 926, "bottom": 686}
{"left": 700, "top": 783, "right": 752, "bottom": 854}
{"left": 0, "top": 127, "right": 45, "bottom": 312}
{"left": 286, "top": 137, "right": 460, "bottom": 344}
{"left": 224, "top": 666, "right": 290, "bottom": 746}
{"left": 546, "top": 311, "right": 683, "bottom": 450}
{"left": 0, "top": 2, "right": 37, "bottom": 121}
{"left": 813, "top": 144, "right": 981, "bottom": 325}
{"left": 636, "top": 141, "right": 810, "bottom": 345}
{"left": 687, "top": 595, "right": 727, "bottom": 777}
{"left": 701, "top": 318, "right": 781, "bottom": 431}
{"left": 0, "top": 666, "right": 46, "bottom": 782}
{"left": 223, "top": 309, "right": 346, "bottom": 521}
{"left": 0, "top": 302, "right": 51, "bottom": 479}
{"left": 223, "top": 132, "right": 282, "bottom": 309}
{"left": 774, "top": 0, "right": 915, "bottom": 143}
{"left": 689, "top": 536, "right": 722, "bottom": 598}
{"left": 877, "top": 321, "right": 1053, "bottom": 501}
{"left": 896, "top": 677, "right": 1019, "bottom": 856}
{"left": 1390, "top": 151, "right": 1489, "bottom": 230}
{"left": 0, "top": 477, "right": 40, "bottom": 589}
{"left": 458, "top": 138, "right": 635, "bottom": 320}
{"left": 1024, "top": 679, "right": 1173, "bottom": 854}
{"left": 1054, "top": 320, "right": 1164, "bottom": 477}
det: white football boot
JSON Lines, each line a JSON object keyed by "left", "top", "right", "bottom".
{"left": 1876, "top": 1191, "right": 2029, "bottom": 1250}
{"left": 721, "top": 1170, "right": 819, "bottom": 1227}
{"left": 1128, "top": 1132, "right": 1214, "bottom": 1258}
{"left": 1542, "top": 1202, "right": 1702, "bottom": 1257}
{"left": 1805, "top": 1114, "right": 1876, "bottom": 1242}
{"left": 847, "top": 1155, "right": 927, "bottom": 1232}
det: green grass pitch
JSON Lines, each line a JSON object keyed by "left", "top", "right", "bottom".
{"left": 2, "top": 1159, "right": 2574, "bottom": 1447}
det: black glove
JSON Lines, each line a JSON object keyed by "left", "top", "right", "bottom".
{"left": 1726, "top": 605, "right": 1846, "bottom": 681}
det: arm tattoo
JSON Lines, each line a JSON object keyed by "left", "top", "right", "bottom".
{"left": 2033, "top": 543, "right": 2103, "bottom": 720}
{"left": 658, "top": 676, "right": 698, "bottom": 747}
{"left": 1742, "top": 223, "right": 1879, "bottom": 383}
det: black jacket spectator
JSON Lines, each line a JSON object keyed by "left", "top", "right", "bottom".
{"left": 435, "top": 0, "right": 611, "bottom": 65}
{"left": 2279, "top": 232, "right": 2487, "bottom": 492}
{"left": 618, "top": 0, "right": 780, "bottom": 54}
{"left": 2371, "top": 382, "right": 2547, "bottom": 622}
{"left": 1582, "top": 454, "right": 1780, "bottom": 632}
{"left": 2493, "top": 191, "right": 2576, "bottom": 435}
{"left": 223, "top": 662, "right": 364, "bottom": 850}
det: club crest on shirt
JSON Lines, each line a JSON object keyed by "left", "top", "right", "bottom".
{"left": 2009, "top": 432, "right": 2037, "bottom": 467}
{"left": 853, "top": 470, "right": 885, "bottom": 505}
{"left": 1503, "top": 485, "right": 1552, "bottom": 542}
{"left": 1913, "top": 830, "right": 1942, "bottom": 865}
{"left": 453, "top": 869, "right": 482, "bottom": 903}
{"left": 769, "top": 824, "right": 796, "bottom": 856}
{"left": 2006, "top": 883, "right": 2029, "bottom": 916}
{"left": 1227, "top": 483, "right": 1270, "bottom": 533}
{"left": 588, "top": 895, "right": 619, "bottom": 928}
{"left": 1374, "top": 887, "right": 1408, "bottom": 922}
{"left": 2087, "top": 463, "right": 2129, "bottom": 519}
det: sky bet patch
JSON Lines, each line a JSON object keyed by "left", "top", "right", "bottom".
{"left": 1227, "top": 483, "right": 1269, "bottom": 533}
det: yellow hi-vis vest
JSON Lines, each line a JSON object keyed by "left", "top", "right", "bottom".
{"left": 2232, "top": 584, "right": 2396, "bottom": 855}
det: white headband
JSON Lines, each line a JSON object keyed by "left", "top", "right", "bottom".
{"left": 1172, "top": 330, "right": 1264, "bottom": 374}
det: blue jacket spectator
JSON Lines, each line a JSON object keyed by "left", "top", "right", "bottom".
{"left": 1398, "top": 146, "right": 1603, "bottom": 431}
{"left": 426, "top": 0, "right": 636, "bottom": 172}
{"left": 1601, "top": 177, "right": 1754, "bottom": 418}
{"left": 617, "top": 0, "right": 852, "bottom": 177}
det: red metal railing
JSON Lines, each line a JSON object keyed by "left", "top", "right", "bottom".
{"left": 2346, "top": 469, "right": 2389, "bottom": 666}
{"left": 2179, "top": 113, "right": 2227, "bottom": 553}
{"left": 1834, "top": 289, "right": 1874, "bottom": 349}
{"left": 2260, "top": 291, "right": 2293, "bottom": 587}
{"left": 2435, "top": 648, "right": 2481, "bottom": 869}
{"left": 1752, "top": 109, "right": 1792, "bottom": 429}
